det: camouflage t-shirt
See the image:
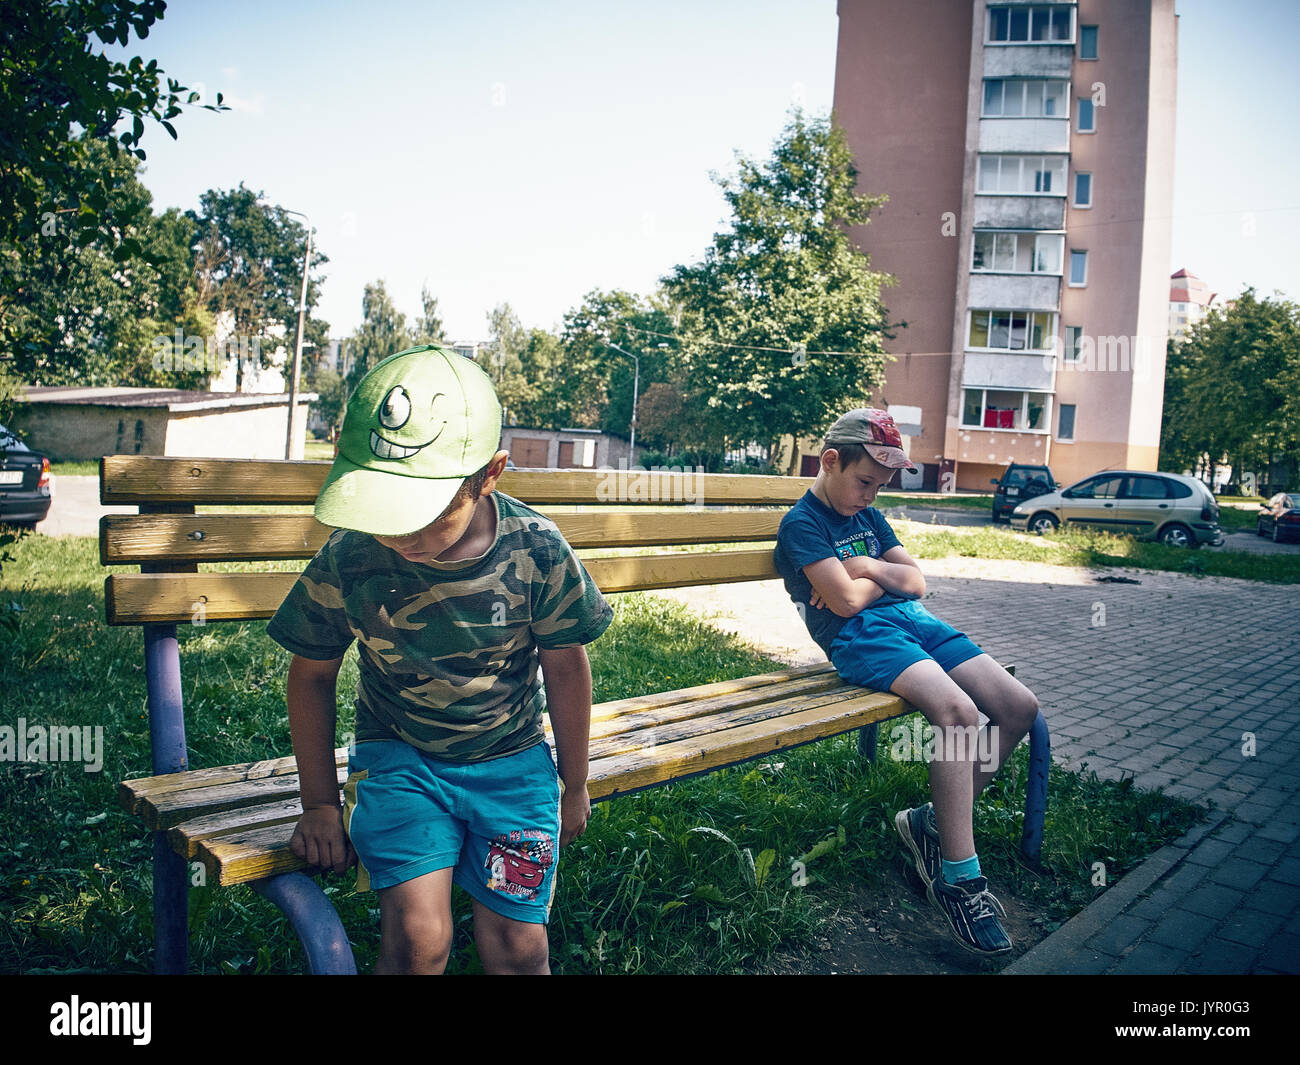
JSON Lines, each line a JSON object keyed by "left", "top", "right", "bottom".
{"left": 266, "top": 492, "right": 613, "bottom": 762}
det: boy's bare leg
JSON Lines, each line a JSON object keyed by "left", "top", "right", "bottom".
{"left": 472, "top": 899, "right": 551, "bottom": 974}
{"left": 889, "top": 659, "right": 981, "bottom": 862}
{"left": 945, "top": 654, "right": 1040, "bottom": 799}
{"left": 374, "top": 868, "right": 455, "bottom": 974}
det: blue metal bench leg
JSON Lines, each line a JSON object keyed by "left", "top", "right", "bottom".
{"left": 1020, "top": 710, "right": 1050, "bottom": 868}
{"left": 858, "top": 723, "right": 879, "bottom": 760}
{"left": 250, "top": 873, "right": 357, "bottom": 974}
{"left": 144, "top": 623, "right": 189, "bottom": 975}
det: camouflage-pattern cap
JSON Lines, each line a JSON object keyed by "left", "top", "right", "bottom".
{"left": 824, "top": 408, "right": 916, "bottom": 471}
{"left": 314, "top": 346, "right": 503, "bottom": 535}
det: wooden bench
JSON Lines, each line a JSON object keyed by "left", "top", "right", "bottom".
{"left": 102, "top": 455, "right": 1050, "bottom": 974}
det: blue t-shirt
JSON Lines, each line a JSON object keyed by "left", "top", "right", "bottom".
{"left": 773, "top": 490, "right": 911, "bottom": 655}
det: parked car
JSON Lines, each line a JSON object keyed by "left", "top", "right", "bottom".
{"left": 1257, "top": 492, "right": 1300, "bottom": 543}
{"left": 1009, "top": 470, "right": 1223, "bottom": 547}
{"left": 0, "top": 423, "right": 53, "bottom": 528}
{"left": 990, "top": 463, "right": 1057, "bottom": 523}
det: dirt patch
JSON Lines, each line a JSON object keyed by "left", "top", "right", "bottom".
{"left": 756, "top": 857, "right": 1054, "bottom": 975}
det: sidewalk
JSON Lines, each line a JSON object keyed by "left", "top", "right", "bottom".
{"left": 656, "top": 554, "right": 1300, "bottom": 975}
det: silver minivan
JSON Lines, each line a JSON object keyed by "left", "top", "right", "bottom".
{"left": 1009, "top": 470, "right": 1223, "bottom": 547}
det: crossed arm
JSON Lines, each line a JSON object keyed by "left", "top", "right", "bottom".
{"left": 802, "top": 545, "right": 927, "bottom": 618}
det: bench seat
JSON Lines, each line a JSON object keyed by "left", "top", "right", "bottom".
{"left": 120, "top": 661, "right": 910, "bottom": 886}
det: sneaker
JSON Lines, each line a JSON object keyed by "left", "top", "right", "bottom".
{"left": 894, "top": 803, "right": 941, "bottom": 889}
{"left": 929, "top": 875, "right": 1013, "bottom": 955}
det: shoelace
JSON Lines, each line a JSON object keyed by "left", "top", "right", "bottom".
{"left": 963, "top": 886, "right": 1007, "bottom": 921}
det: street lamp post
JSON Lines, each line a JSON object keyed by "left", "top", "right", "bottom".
{"left": 282, "top": 208, "right": 312, "bottom": 460}
{"left": 607, "top": 341, "right": 640, "bottom": 460}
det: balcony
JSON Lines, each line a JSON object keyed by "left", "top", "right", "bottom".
{"left": 973, "top": 195, "right": 1066, "bottom": 230}
{"left": 979, "top": 117, "right": 1070, "bottom": 154}
{"left": 983, "top": 44, "right": 1074, "bottom": 79}
{"left": 968, "top": 273, "right": 1061, "bottom": 312}
{"left": 962, "top": 351, "right": 1057, "bottom": 393}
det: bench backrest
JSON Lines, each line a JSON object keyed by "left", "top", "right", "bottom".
{"left": 100, "top": 455, "right": 812, "bottom": 626}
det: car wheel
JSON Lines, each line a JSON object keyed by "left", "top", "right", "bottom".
{"left": 1257, "top": 519, "right": 1267, "bottom": 536}
{"left": 1159, "top": 523, "right": 1194, "bottom": 548}
{"left": 1028, "top": 512, "right": 1059, "bottom": 535}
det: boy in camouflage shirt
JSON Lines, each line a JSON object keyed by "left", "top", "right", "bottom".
{"left": 267, "top": 346, "right": 612, "bottom": 974}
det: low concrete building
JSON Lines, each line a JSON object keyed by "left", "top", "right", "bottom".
{"left": 499, "top": 426, "right": 633, "bottom": 470}
{"left": 14, "top": 386, "right": 317, "bottom": 461}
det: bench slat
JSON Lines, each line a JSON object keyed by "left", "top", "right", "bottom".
{"left": 103, "top": 549, "right": 781, "bottom": 624}
{"left": 102, "top": 456, "right": 810, "bottom": 506}
{"left": 100, "top": 509, "right": 782, "bottom": 565}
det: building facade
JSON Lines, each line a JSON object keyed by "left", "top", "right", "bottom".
{"left": 833, "top": 0, "right": 1177, "bottom": 489}
{"left": 1168, "top": 268, "right": 1216, "bottom": 343}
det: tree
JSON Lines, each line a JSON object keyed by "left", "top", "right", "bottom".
{"left": 1160, "top": 290, "right": 1300, "bottom": 492}
{"left": 1, "top": 137, "right": 210, "bottom": 390}
{"left": 190, "top": 185, "right": 328, "bottom": 391}
{"left": 410, "top": 285, "right": 445, "bottom": 346}
{"left": 661, "top": 109, "right": 894, "bottom": 463}
{"left": 0, "top": 0, "right": 223, "bottom": 389}
{"left": 343, "top": 281, "right": 411, "bottom": 395}
{"left": 558, "top": 288, "right": 677, "bottom": 435}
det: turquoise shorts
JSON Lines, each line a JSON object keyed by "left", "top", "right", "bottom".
{"left": 343, "top": 738, "right": 561, "bottom": 924}
{"left": 829, "top": 600, "right": 984, "bottom": 693}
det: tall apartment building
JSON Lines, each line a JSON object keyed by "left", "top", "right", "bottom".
{"left": 1169, "top": 267, "right": 1216, "bottom": 343}
{"left": 831, "top": 0, "right": 1177, "bottom": 489}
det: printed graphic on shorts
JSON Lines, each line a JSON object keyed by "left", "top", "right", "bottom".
{"left": 484, "top": 831, "right": 555, "bottom": 900}
{"left": 834, "top": 530, "right": 880, "bottom": 560}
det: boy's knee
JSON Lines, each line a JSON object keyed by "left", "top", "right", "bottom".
{"left": 925, "top": 694, "right": 980, "bottom": 730}
{"left": 477, "top": 916, "right": 550, "bottom": 974}
{"left": 380, "top": 913, "right": 453, "bottom": 974}
{"left": 1008, "top": 687, "right": 1040, "bottom": 733}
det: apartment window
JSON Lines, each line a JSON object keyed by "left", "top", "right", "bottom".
{"left": 1077, "top": 98, "right": 1095, "bottom": 133}
{"left": 1058, "top": 404, "right": 1076, "bottom": 441}
{"left": 1063, "top": 326, "right": 1083, "bottom": 362}
{"left": 1074, "top": 171, "right": 1092, "bottom": 207}
{"left": 968, "top": 309, "right": 1057, "bottom": 352}
{"left": 1069, "top": 250, "right": 1088, "bottom": 286}
{"left": 1080, "top": 25, "right": 1099, "bottom": 60}
{"left": 961, "top": 388, "right": 1052, "bottom": 431}
{"left": 982, "top": 79, "right": 1068, "bottom": 118}
{"left": 977, "top": 154, "right": 1068, "bottom": 195}
{"left": 987, "top": 5, "right": 1073, "bottom": 43}
{"left": 972, "top": 231, "right": 1064, "bottom": 274}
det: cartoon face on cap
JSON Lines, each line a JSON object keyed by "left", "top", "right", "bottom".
{"left": 338, "top": 347, "right": 501, "bottom": 479}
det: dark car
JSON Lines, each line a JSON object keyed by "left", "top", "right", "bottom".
{"left": 0, "top": 423, "right": 52, "bottom": 527}
{"left": 990, "top": 463, "right": 1056, "bottom": 522}
{"left": 1257, "top": 492, "right": 1300, "bottom": 543}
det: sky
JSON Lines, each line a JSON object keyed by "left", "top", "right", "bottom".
{"left": 111, "top": 0, "right": 1300, "bottom": 343}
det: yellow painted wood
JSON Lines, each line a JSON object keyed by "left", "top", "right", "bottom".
{"left": 167, "top": 796, "right": 315, "bottom": 859}
{"left": 132, "top": 766, "right": 347, "bottom": 832}
{"left": 105, "top": 572, "right": 298, "bottom": 625}
{"left": 101, "top": 514, "right": 331, "bottom": 564}
{"left": 582, "top": 549, "right": 778, "bottom": 593}
{"left": 101, "top": 455, "right": 811, "bottom": 507}
{"left": 99, "top": 508, "right": 781, "bottom": 565}
{"left": 588, "top": 689, "right": 904, "bottom": 797}
{"left": 101, "top": 455, "right": 332, "bottom": 504}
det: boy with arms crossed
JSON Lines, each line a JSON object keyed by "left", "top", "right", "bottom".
{"left": 774, "top": 408, "right": 1039, "bottom": 954}
{"left": 268, "top": 346, "right": 612, "bottom": 974}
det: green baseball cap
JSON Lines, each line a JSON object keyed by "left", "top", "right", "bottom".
{"left": 314, "top": 345, "right": 503, "bottom": 535}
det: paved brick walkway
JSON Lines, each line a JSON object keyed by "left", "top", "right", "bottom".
{"left": 656, "top": 557, "right": 1300, "bottom": 975}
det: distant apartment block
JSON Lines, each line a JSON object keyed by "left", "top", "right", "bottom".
{"left": 1169, "top": 268, "right": 1216, "bottom": 342}
{"left": 832, "top": 0, "right": 1177, "bottom": 488}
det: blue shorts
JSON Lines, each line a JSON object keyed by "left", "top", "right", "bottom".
{"left": 829, "top": 600, "right": 984, "bottom": 693}
{"left": 342, "top": 739, "right": 561, "bottom": 925}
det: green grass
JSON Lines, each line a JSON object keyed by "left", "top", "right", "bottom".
{"left": 878, "top": 492, "right": 993, "bottom": 512}
{"left": 0, "top": 533, "right": 1203, "bottom": 974}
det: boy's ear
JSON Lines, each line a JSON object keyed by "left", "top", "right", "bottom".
{"left": 478, "top": 450, "right": 510, "bottom": 496}
{"left": 819, "top": 448, "right": 840, "bottom": 473}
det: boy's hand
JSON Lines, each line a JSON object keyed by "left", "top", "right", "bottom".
{"left": 290, "top": 806, "right": 356, "bottom": 874}
{"left": 560, "top": 780, "right": 591, "bottom": 846}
